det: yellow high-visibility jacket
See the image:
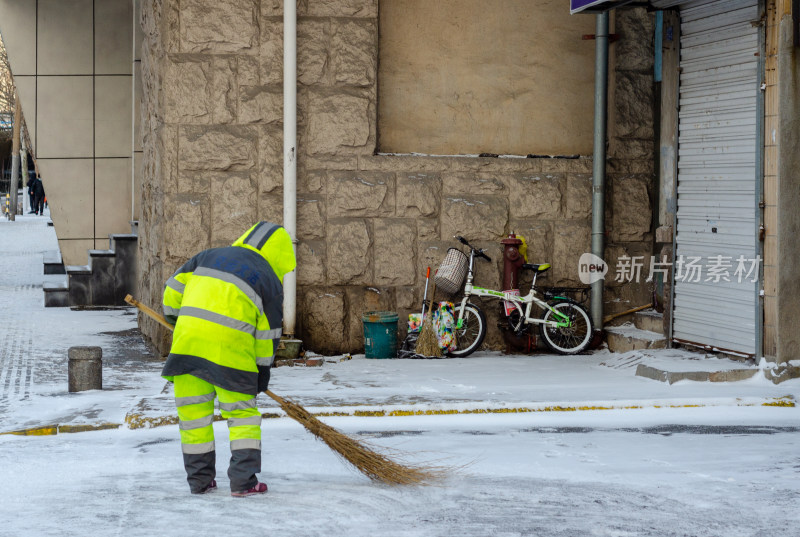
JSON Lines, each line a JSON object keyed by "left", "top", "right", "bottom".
{"left": 161, "top": 222, "right": 296, "bottom": 396}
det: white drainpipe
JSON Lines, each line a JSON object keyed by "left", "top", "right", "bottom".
{"left": 283, "top": 0, "right": 298, "bottom": 337}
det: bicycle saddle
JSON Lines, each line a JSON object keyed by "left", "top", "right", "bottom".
{"left": 522, "top": 263, "right": 550, "bottom": 273}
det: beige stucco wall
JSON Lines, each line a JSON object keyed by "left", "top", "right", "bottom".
{"left": 775, "top": 0, "right": 800, "bottom": 364}
{"left": 378, "top": 0, "right": 598, "bottom": 156}
{"left": 138, "top": 0, "right": 656, "bottom": 356}
{"left": 0, "top": 0, "right": 140, "bottom": 266}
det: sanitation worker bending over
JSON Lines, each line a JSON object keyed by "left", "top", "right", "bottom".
{"left": 161, "top": 222, "right": 296, "bottom": 497}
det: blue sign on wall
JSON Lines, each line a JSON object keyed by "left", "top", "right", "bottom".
{"left": 570, "top": 0, "right": 626, "bottom": 15}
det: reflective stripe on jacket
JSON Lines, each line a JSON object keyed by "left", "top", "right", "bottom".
{"left": 161, "top": 222, "right": 296, "bottom": 396}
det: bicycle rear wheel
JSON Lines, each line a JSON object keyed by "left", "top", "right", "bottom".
{"left": 447, "top": 303, "right": 486, "bottom": 357}
{"left": 539, "top": 301, "right": 592, "bottom": 355}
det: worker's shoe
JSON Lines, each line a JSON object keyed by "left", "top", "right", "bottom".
{"left": 192, "top": 479, "right": 217, "bottom": 495}
{"left": 231, "top": 482, "right": 268, "bottom": 497}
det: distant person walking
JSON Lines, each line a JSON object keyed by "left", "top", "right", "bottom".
{"left": 27, "top": 172, "right": 38, "bottom": 214}
{"left": 32, "top": 175, "right": 45, "bottom": 216}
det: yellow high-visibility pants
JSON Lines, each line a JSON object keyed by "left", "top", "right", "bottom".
{"left": 173, "top": 374, "right": 262, "bottom": 493}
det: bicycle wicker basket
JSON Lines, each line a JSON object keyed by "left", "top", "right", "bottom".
{"left": 435, "top": 248, "right": 469, "bottom": 296}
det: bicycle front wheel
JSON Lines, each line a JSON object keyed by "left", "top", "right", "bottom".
{"left": 447, "top": 303, "right": 486, "bottom": 357}
{"left": 539, "top": 301, "right": 592, "bottom": 355}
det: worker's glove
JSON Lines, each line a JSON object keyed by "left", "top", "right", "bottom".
{"left": 257, "top": 365, "right": 271, "bottom": 393}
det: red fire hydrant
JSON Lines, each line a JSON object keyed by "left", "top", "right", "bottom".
{"left": 501, "top": 233, "right": 525, "bottom": 291}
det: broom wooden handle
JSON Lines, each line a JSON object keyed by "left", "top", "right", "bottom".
{"left": 124, "top": 294, "right": 281, "bottom": 399}
{"left": 602, "top": 303, "right": 653, "bottom": 324}
{"left": 124, "top": 294, "right": 175, "bottom": 330}
{"left": 263, "top": 389, "right": 285, "bottom": 404}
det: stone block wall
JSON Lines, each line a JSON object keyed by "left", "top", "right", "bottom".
{"left": 138, "top": 0, "right": 656, "bottom": 356}
{"left": 604, "top": 7, "right": 657, "bottom": 314}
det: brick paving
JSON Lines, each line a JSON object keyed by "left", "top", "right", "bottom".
{"left": 0, "top": 214, "right": 57, "bottom": 412}
{"left": 0, "top": 213, "right": 164, "bottom": 432}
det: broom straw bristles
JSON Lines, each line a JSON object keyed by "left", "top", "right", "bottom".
{"left": 125, "top": 294, "right": 445, "bottom": 486}
{"left": 265, "top": 391, "right": 446, "bottom": 485}
{"left": 415, "top": 318, "right": 441, "bottom": 357}
{"left": 415, "top": 280, "right": 442, "bottom": 357}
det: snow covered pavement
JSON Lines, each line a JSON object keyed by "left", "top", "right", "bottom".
{"left": 2, "top": 410, "right": 800, "bottom": 536}
{"left": 3, "top": 215, "right": 800, "bottom": 536}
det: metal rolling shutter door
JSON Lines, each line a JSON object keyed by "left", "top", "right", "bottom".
{"left": 672, "top": 0, "right": 760, "bottom": 355}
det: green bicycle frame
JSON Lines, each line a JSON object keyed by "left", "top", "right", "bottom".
{"left": 456, "top": 285, "right": 571, "bottom": 329}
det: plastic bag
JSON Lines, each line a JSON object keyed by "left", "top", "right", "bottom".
{"left": 406, "top": 302, "right": 456, "bottom": 352}
{"left": 433, "top": 302, "right": 457, "bottom": 351}
{"left": 407, "top": 313, "right": 423, "bottom": 332}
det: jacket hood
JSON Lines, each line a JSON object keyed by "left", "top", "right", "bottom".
{"left": 232, "top": 222, "right": 296, "bottom": 283}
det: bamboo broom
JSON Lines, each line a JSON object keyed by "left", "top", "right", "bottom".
{"left": 415, "top": 279, "right": 442, "bottom": 357}
{"left": 125, "top": 295, "right": 444, "bottom": 485}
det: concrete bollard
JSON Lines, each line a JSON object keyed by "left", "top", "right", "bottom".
{"left": 68, "top": 346, "right": 103, "bottom": 392}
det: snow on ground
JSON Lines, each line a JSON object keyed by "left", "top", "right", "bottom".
{"left": 268, "top": 351, "right": 796, "bottom": 412}
{"left": 2, "top": 409, "right": 800, "bottom": 537}
{"left": 3, "top": 213, "right": 800, "bottom": 536}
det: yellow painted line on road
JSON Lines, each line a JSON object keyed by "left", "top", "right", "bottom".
{"left": 59, "top": 423, "right": 121, "bottom": 433}
{"left": 0, "top": 425, "right": 58, "bottom": 436}
{"left": 762, "top": 399, "right": 795, "bottom": 407}
{"left": 0, "top": 423, "right": 123, "bottom": 436}
{"left": 5, "top": 397, "right": 796, "bottom": 436}
{"left": 125, "top": 414, "right": 179, "bottom": 430}
{"left": 291, "top": 398, "right": 796, "bottom": 419}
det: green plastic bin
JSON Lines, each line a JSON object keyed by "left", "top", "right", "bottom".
{"left": 362, "top": 311, "right": 398, "bottom": 359}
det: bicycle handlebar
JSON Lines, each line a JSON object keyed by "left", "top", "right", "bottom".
{"left": 453, "top": 236, "right": 492, "bottom": 262}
